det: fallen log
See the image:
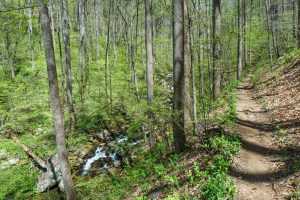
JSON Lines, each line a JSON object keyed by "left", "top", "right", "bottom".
{"left": 5, "top": 132, "right": 48, "bottom": 172}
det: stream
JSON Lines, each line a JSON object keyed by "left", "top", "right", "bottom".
{"left": 81, "top": 133, "right": 144, "bottom": 176}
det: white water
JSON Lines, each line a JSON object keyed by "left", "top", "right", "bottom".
{"left": 81, "top": 134, "right": 145, "bottom": 176}
{"left": 81, "top": 147, "right": 107, "bottom": 175}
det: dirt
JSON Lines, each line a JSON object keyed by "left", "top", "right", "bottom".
{"left": 230, "top": 75, "right": 295, "bottom": 200}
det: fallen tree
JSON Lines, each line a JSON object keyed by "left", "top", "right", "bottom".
{"left": 5, "top": 132, "right": 48, "bottom": 172}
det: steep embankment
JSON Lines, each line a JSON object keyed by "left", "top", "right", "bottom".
{"left": 230, "top": 57, "right": 300, "bottom": 199}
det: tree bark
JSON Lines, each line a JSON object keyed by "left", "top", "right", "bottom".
{"left": 48, "top": 0, "right": 56, "bottom": 48}
{"left": 183, "top": 0, "right": 191, "bottom": 132}
{"left": 62, "top": 0, "right": 77, "bottom": 129}
{"left": 104, "top": 1, "right": 112, "bottom": 98}
{"left": 212, "top": 0, "right": 221, "bottom": 99}
{"left": 39, "top": 3, "right": 76, "bottom": 199}
{"left": 95, "top": 0, "right": 101, "bottom": 75}
{"left": 5, "top": 132, "right": 48, "bottom": 172}
{"left": 265, "top": 0, "right": 273, "bottom": 64}
{"left": 5, "top": 35, "right": 14, "bottom": 80}
{"left": 132, "top": 0, "right": 141, "bottom": 103}
{"left": 243, "top": 0, "right": 247, "bottom": 68}
{"left": 298, "top": 0, "right": 300, "bottom": 47}
{"left": 26, "top": 0, "right": 35, "bottom": 76}
{"left": 78, "top": 0, "right": 87, "bottom": 101}
{"left": 145, "top": 0, "right": 154, "bottom": 106}
{"left": 173, "top": 0, "right": 186, "bottom": 152}
{"left": 237, "top": 0, "right": 243, "bottom": 79}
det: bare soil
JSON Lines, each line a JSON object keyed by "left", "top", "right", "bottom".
{"left": 230, "top": 75, "right": 298, "bottom": 200}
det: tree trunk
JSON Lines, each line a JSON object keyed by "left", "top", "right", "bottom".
{"left": 265, "top": 0, "right": 273, "bottom": 64}
{"left": 237, "top": 0, "right": 243, "bottom": 79}
{"left": 249, "top": 0, "right": 253, "bottom": 67}
{"left": 78, "top": 0, "right": 87, "bottom": 101}
{"left": 183, "top": 0, "right": 191, "bottom": 133}
{"left": 212, "top": 0, "right": 221, "bottom": 99}
{"left": 62, "top": 0, "right": 77, "bottom": 129}
{"left": 243, "top": 0, "right": 247, "bottom": 68}
{"left": 104, "top": 1, "right": 112, "bottom": 98}
{"left": 57, "top": 7, "right": 65, "bottom": 112}
{"left": 48, "top": 0, "right": 56, "bottom": 48}
{"left": 132, "top": 0, "right": 141, "bottom": 103}
{"left": 26, "top": 0, "right": 35, "bottom": 76}
{"left": 173, "top": 0, "right": 187, "bottom": 152}
{"left": 298, "top": 0, "right": 300, "bottom": 47}
{"left": 271, "top": 0, "right": 280, "bottom": 57}
{"left": 293, "top": 0, "right": 297, "bottom": 39}
{"left": 6, "top": 132, "right": 47, "bottom": 172}
{"left": 38, "top": 2, "right": 76, "bottom": 199}
{"left": 95, "top": 0, "right": 101, "bottom": 76}
{"left": 5, "top": 33, "right": 14, "bottom": 80}
{"left": 145, "top": 0, "right": 154, "bottom": 106}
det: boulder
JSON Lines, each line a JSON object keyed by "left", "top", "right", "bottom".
{"left": 36, "top": 154, "right": 63, "bottom": 193}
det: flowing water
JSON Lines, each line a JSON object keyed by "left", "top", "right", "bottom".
{"left": 81, "top": 134, "right": 144, "bottom": 176}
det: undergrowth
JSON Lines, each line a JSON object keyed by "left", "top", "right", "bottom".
{"left": 75, "top": 133, "right": 240, "bottom": 199}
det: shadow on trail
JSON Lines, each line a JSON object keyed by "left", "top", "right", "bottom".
{"left": 229, "top": 137, "right": 300, "bottom": 182}
{"left": 236, "top": 117, "right": 276, "bottom": 131}
{"left": 228, "top": 167, "right": 293, "bottom": 182}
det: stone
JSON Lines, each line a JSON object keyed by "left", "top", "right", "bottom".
{"left": 58, "top": 180, "right": 64, "bottom": 192}
{"left": 113, "top": 160, "right": 121, "bottom": 168}
{"left": 0, "top": 150, "right": 9, "bottom": 160}
{"left": 35, "top": 128, "right": 43, "bottom": 136}
{"left": 98, "top": 129, "right": 110, "bottom": 142}
{"left": 0, "top": 157, "right": 20, "bottom": 169}
{"left": 36, "top": 154, "right": 62, "bottom": 193}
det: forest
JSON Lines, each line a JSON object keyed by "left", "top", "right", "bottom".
{"left": 0, "top": 0, "right": 299, "bottom": 199}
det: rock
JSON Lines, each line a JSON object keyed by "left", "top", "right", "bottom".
{"left": 58, "top": 180, "right": 64, "bottom": 192}
{"left": 36, "top": 154, "right": 62, "bottom": 193}
{"left": 0, "top": 157, "right": 20, "bottom": 169}
{"left": 35, "top": 128, "right": 43, "bottom": 136}
{"left": 98, "top": 130, "right": 110, "bottom": 142}
{"left": 108, "top": 167, "right": 119, "bottom": 174}
{"left": 113, "top": 160, "right": 121, "bottom": 168}
{"left": 0, "top": 150, "right": 10, "bottom": 160}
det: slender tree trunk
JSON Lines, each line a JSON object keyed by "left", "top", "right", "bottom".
{"left": 38, "top": 3, "right": 76, "bottom": 199}
{"left": 183, "top": 0, "right": 191, "bottom": 133}
{"left": 265, "top": 0, "right": 273, "bottom": 64}
{"left": 78, "top": 0, "right": 87, "bottom": 101}
{"left": 191, "top": 33, "right": 197, "bottom": 133}
{"left": 57, "top": 7, "right": 65, "bottom": 112}
{"left": 48, "top": 0, "right": 56, "bottom": 48}
{"left": 249, "top": 0, "right": 253, "bottom": 67}
{"left": 198, "top": 32, "right": 207, "bottom": 131}
{"left": 298, "top": 0, "right": 300, "bottom": 47}
{"left": 132, "top": 0, "right": 141, "bottom": 103}
{"left": 95, "top": 0, "right": 101, "bottom": 75}
{"left": 271, "top": 0, "right": 280, "bottom": 57}
{"left": 26, "top": 0, "right": 35, "bottom": 76}
{"left": 145, "top": 0, "right": 154, "bottom": 105}
{"left": 237, "top": 0, "right": 243, "bottom": 79}
{"left": 62, "top": 0, "right": 77, "bottom": 129}
{"left": 293, "top": 0, "right": 296, "bottom": 39}
{"left": 243, "top": 0, "right": 247, "bottom": 68}
{"left": 5, "top": 33, "right": 14, "bottom": 80}
{"left": 212, "top": 0, "right": 221, "bottom": 99}
{"left": 104, "top": 1, "right": 112, "bottom": 98}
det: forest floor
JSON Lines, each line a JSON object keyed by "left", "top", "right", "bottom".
{"left": 230, "top": 65, "right": 300, "bottom": 199}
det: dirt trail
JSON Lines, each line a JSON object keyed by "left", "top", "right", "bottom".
{"left": 230, "top": 75, "right": 289, "bottom": 200}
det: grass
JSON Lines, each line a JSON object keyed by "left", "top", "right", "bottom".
{"left": 75, "top": 133, "right": 240, "bottom": 199}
